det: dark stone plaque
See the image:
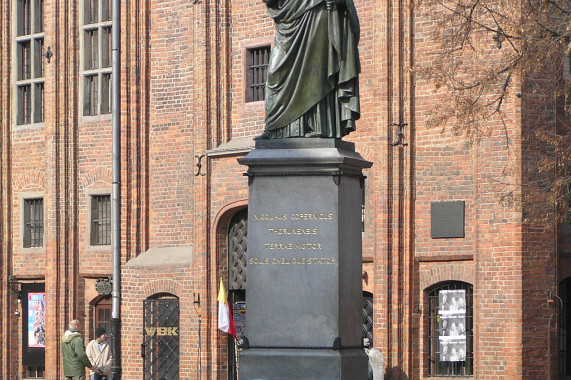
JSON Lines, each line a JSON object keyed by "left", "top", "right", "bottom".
{"left": 431, "top": 201, "right": 465, "bottom": 239}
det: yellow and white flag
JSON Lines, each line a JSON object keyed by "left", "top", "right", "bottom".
{"left": 217, "top": 278, "right": 237, "bottom": 339}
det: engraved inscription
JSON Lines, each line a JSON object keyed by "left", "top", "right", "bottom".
{"left": 268, "top": 228, "right": 318, "bottom": 235}
{"left": 249, "top": 257, "right": 336, "bottom": 265}
{"left": 251, "top": 210, "right": 335, "bottom": 264}
{"left": 264, "top": 243, "right": 322, "bottom": 250}
{"left": 253, "top": 213, "right": 288, "bottom": 221}
{"left": 252, "top": 213, "right": 333, "bottom": 221}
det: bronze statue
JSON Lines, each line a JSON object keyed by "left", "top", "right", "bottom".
{"left": 256, "top": 0, "right": 360, "bottom": 139}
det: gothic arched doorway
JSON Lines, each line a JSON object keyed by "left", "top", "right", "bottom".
{"left": 228, "top": 209, "right": 247, "bottom": 380}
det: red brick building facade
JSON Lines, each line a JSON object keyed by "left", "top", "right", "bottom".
{"left": 1, "top": 0, "right": 569, "bottom": 379}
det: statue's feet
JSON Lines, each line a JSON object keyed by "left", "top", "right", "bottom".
{"left": 253, "top": 131, "right": 271, "bottom": 140}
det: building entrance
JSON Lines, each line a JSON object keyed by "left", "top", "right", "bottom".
{"left": 142, "top": 296, "right": 180, "bottom": 380}
{"left": 228, "top": 209, "right": 247, "bottom": 380}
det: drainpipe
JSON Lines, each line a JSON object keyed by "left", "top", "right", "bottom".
{"left": 111, "top": 0, "right": 122, "bottom": 377}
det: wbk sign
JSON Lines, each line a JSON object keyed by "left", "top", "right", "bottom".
{"left": 145, "top": 326, "right": 179, "bottom": 336}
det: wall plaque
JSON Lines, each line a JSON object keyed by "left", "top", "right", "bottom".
{"left": 431, "top": 201, "right": 465, "bottom": 239}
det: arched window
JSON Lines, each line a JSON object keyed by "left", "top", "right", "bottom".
{"left": 428, "top": 281, "right": 473, "bottom": 376}
{"left": 93, "top": 295, "right": 111, "bottom": 336}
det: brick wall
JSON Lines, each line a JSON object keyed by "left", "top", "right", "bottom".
{"left": 0, "top": 0, "right": 566, "bottom": 379}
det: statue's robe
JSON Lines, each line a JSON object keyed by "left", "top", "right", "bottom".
{"left": 263, "top": 0, "right": 360, "bottom": 138}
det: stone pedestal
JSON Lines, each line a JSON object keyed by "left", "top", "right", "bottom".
{"left": 237, "top": 139, "right": 372, "bottom": 380}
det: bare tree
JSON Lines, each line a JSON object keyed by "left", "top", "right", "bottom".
{"left": 417, "top": 0, "right": 571, "bottom": 222}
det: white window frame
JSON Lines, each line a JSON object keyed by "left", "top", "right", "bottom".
{"left": 89, "top": 193, "right": 111, "bottom": 246}
{"left": 21, "top": 194, "right": 45, "bottom": 249}
{"left": 13, "top": 0, "right": 45, "bottom": 127}
{"left": 81, "top": 0, "right": 112, "bottom": 117}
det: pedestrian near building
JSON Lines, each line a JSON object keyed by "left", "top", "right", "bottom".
{"left": 86, "top": 327, "right": 113, "bottom": 380}
{"left": 62, "top": 320, "right": 95, "bottom": 380}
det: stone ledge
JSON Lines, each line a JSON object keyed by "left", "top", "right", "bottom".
{"left": 206, "top": 137, "right": 255, "bottom": 157}
{"left": 125, "top": 246, "right": 194, "bottom": 267}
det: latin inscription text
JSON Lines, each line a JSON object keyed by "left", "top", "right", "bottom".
{"left": 252, "top": 210, "right": 335, "bottom": 265}
{"left": 249, "top": 257, "right": 336, "bottom": 265}
{"left": 253, "top": 213, "right": 333, "bottom": 221}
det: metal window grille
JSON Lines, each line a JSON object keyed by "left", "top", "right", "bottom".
{"left": 19, "top": 41, "right": 31, "bottom": 80}
{"left": 23, "top": 198, "right": 44, "bottom": 248}
{"left": 34, "top": 0, "right": 43, "bottom": 32}
{"left": 228, "top": 209, "right": 247, "bottom": 380}
{"left": 84, "top": 75, "right": 99, "bottom": 116}
{"left": 18, "top": 0, "right": 31, "bottom": 36}
{"left": 102, "top": 0, "right": 111, "bottom": 21}
{"left": 85, "top": 29, "right": 99, "bottom": 70}
{"left": 85, "top": 0, "right": 98, "bottom": 24}
{"left": 102, "top": 27, "right": 111, "bottom": 68}
{"left": 228, "top": 209, "right": 248, "bottom": 290}
{"left": 101, "top": 73, "right": 112, "bottom": 114}
{"left": 363, "top": 292, "right": 374, "bottom": 342}
{"left": 82, "top": 0, "right": 111, "bottom": 116}
{"left": 143, "top": 297, "right": 180, "bottom": 380}
{"left": 91, "top": 195, "right": 111, "bottom": 245}
{"left": 18, "top": 85, "right": 32, "bottom": 125}
{"left": 428, "top": 282, "right": 473, "bottom": 377}
{"left": 16, "top": 0, "right": 44, "bottom": 126}
{"left": 34, "top": 83, "right": 44, "bottom": 123}
{"left": 247, "top": 46, "right": 270, "bottom": 102}
{"left": 34, "top": 38, "right": 43, "bottom": 77}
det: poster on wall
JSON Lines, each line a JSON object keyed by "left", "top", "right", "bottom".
{"left": 439, "top": 289, "right": 466, "bottom": 362}
{"left": 439, "top": 289, "right": 466, "bottom": 313}
{"left": 439, "top": 315, "right": 467, "bottom": 337}
{"left": 28, "top": 293, "right": 46, "bottom": 348}
{"left": 439, "top": 338, "right": 467, "bottom": 362}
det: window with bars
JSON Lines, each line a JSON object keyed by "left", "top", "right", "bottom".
{"left": 246, "top": 46, "right": 270, "bottom": 103}
{"left": 82, "top": 0, "right": 112, "bottom": 116}
{"left": 23, "top": 198, "right": 44, "bottom": 248}
{"left": 91, "top": 195, "right": 111, "bottom": 245}
{"left": 428, "top": 282, "right": 473, "bottom": 377}
{"left": 16, "top": 0, "right": 44, "bottom": 125}
{"left": 363, "top": 292, "right": 373, "bottom": 346}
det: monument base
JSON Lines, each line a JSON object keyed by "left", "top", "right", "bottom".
{"left": 238, "top": 139, "right": 372, "bottom": 380}
{"left": 239, "top": 348, "right": 368, "bottom": 380}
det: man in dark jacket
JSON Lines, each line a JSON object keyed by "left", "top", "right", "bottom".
{"left": 62, "top": 319, "right": 95, "bottom": 380}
